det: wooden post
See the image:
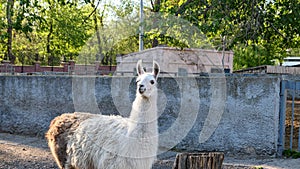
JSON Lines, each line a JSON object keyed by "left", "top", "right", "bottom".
{"left": 172, "top": 152, "right": 224, "bottom": 169}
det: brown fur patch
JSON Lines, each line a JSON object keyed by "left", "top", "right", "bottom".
{"left": 45, "top": 113, "right": 97, "bottom": 169}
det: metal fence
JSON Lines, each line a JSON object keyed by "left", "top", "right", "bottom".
{"left": 0, "top": 64, "right": 14, "bottom": 75}
{"left": 278, "top": 80, "right": 300, "bottom": 156}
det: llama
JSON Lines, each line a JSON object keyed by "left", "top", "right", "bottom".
{"left": 46, "top": 60, "right": 160, "bottom": 169}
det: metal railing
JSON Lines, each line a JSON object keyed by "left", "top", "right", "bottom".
{"left": 0, "top": 64, "right": 15, "bottom": 75}
{"left": 278, "top": 80, "right": 300, "bottom": 156}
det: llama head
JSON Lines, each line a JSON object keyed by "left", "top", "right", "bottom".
{"left": 136, "top": 60, "right": 160, "bottom": 99}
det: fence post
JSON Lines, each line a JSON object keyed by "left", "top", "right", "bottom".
{"left": 1, "top": 60, "right": 11, "bottom": 73}
{"left": 68, "top": 60, "right": 75, "bottom": 74}
{"left": 62, "top": 62, "right": 69, "bottom": 72}
{"left": 95, "top": 61, "right": 101, "bottom": 75}
{"left": 34, "top": 61, "right": 41, "bottom": 72}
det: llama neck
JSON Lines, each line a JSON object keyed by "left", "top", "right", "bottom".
{"left": 131, "top": 96, "right": 157, "bottom": 121}
{"left": 127, "top": 94, "right": 158, "bottom": 137}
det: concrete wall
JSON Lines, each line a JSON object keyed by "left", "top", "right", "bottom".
{"left": 0, "top": 75, "right": 280, "bottom": 155}
{"left": 116, "top": 47, "right": 234, "bottom": 74}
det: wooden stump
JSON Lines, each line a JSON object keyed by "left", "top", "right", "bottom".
{"left": 172, "top": 152, "right": 224, "bottom": 169}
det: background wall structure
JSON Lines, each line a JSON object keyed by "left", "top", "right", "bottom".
{"left": 116, "top": 47, "right": 234, "bottom": 74}
{"left": 0, "top": 75, "right": 280, "bottom": 155}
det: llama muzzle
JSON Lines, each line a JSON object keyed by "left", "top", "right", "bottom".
{"left": 139, "top": 85, "right": 146, "bottom": 94}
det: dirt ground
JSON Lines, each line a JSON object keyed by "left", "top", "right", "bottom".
{"left": 0, "top": 132, "right": 299, "bottom": 169}
{"left": 0, "top": 133, "right": 56, "bottom": 169}
{"left": 285, "top": 100, "right": 300, "bottom": 150}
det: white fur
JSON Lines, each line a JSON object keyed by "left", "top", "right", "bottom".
{"left": 64, "top": 60, "right": 160, "bottom": 169}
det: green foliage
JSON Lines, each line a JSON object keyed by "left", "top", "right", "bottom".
{"left": 0, "top": 0, "right": 95, "bottom": 65}
{"left": 283, "top": 149, "right": 300, "bottom": 159}
{"left": 0, "top": 0, "right": 299, "bottom": 68}
{"left": 159, "top": 0, "right": 300, "bottom": 69}
{"left": 233, "top": 44, "right": 271, "bottom": 70}
{"left": 41, "top": 1, "right": 93, "bottom": 63}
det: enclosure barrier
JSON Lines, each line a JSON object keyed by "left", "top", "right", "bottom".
{"left": 278, "top": 80, "right": 300, "bottom": 156}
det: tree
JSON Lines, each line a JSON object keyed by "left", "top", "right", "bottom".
{"left": 6, "top": 0, "right": 14, "bottom": 62}
{"left": 76, "top": 0, "right": 137, "bottom": 65}
{"left": 156, "top": 0, "right": 300, "bottom": 69}
{"left": 263, "top": 0, "right": 300, "bottom": 61}
{"left": 2, "top": 0, "right": 45, "bottom": 64}
{"left": 1, "top": 0, "right": 298, "bottom": 68}
{"left": 0, "top": 0, "right": 95, "bottom": 65}
{"left": 40, "top": 0, "right": 94, "bottom": 65}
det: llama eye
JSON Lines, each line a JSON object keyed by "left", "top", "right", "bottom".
{"left": 150, "top": 80, "right": 155, "bottom": 85}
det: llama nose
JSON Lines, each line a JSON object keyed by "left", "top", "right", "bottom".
{"left": 139, "top": 85, "right": 146, "bottom": 94}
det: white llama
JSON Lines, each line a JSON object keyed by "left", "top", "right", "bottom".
{"left": 46, "top": 60, "right": 160, "bottom": 169}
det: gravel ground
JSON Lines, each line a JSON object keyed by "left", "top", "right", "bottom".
{"left": 0, "top": 133, "right": 56, "bottom": 169}
{"left": 0, "top": 133, "right": 299, "bottom": 169}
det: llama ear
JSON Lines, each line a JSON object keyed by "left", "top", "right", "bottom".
{"left": 152, "top": 61, "right": 160, "bottom": 79}
{"left": 136, "top": 60, "right": 145, "bottom": 76}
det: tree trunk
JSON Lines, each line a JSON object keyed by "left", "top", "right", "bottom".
{"left": 47, "top": 20, "right": 53, "bottom": 65}
{"left": 6, "top": 0, "right": 15, "bottom": 63}
{"left": 172, "top": 152, "right": 224, "bottom": 169}
{"left": 91, "top": 0, "right": 103, "bottom": 62}
{"left": 151, "top": 0, "right": 161, "bottom": 48}
{"left": 94, "top": 11, "right": 102, "bottom": 62}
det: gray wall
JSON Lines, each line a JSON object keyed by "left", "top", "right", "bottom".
{"left": 0, "top": 75, "right": 280, "bottom": 155}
